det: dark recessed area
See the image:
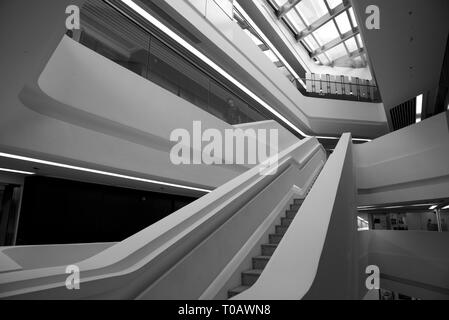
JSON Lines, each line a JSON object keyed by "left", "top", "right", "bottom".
{"left": 16, "top": 176, "right": 198, "bottom": 245}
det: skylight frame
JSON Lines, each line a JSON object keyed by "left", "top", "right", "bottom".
{"left": 271, "top": 0, "right": 367, "bottom": 68}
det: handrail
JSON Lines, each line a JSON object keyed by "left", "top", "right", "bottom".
{"left": 0, "top": 137, "right": 325, "bottom": 299}
{"left": 234, "top": 133, "right": 357, "bottom": 300}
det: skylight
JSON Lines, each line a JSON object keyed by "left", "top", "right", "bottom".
{"left": 268, "top": 0, "right": 367, "bottom": 68}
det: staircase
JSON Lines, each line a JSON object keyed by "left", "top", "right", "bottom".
{"left": 228, "top": 198, "right": 304, "bottom": 298}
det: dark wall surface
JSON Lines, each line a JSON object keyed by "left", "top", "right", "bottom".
{"left": 16, "top": 176, "right": 197, "bottom": 245}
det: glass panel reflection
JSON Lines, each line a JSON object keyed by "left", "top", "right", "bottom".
{"left": 76, "top": 0, "right": 267, "bottom": 126}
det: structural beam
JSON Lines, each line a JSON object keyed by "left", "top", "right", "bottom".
{"left": 277, "top": 0, "right": 303, "bottom": 19}
{"left": 344, "top": 5, "right": 367, "bottom": 66}
{"left": 310, "top": 27, "right": 359, "bottom": 58}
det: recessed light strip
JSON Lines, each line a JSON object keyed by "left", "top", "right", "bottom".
{"left": 0, "top": 152, "right": 212, "bottom": 193}
{"left": 0, "top": 168, "right": 35, "bottom": 175}
{"left": 119, "top": 0, "right": 371, "bottom": 143}
{"left": 359, "top": 203, "right": 439, "bottom": 211}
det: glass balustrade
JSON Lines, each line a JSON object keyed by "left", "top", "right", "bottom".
{"left": 71, "top": 0, "right": 267, "bottom": 126}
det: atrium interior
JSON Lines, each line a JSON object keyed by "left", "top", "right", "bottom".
{"left": 0, "top": 0, "right": 448, "bottom": 300}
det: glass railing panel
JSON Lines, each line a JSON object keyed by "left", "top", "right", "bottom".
{"left": 209, "top": 80, "right": 266, "bottom": 125}
{"left": 72, "top": 0, "right": 268, "bottom": 126}
{"left": 148, "top": 36, "right": 210, "bottom": 110}
{"left": 79, "top": 0, "right": 150, "bottom": 78}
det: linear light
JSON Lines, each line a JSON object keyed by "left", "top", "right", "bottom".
{"left": 443, "top": 205, "right": 449, "bottom": 210}
{"left": 0, "top": 152, "right": 211, "bottom": 193}
{"left": 429, "top": 205, "right": 438, "bottom": 210}
{"left": 0, "top": 168, "right": 35, "bottom": 175}
{"left": 119, "top": 0, "right": 306, "bottom": 137}
{"left": 416, "top": 94, "right": 423, "bottom": 123}
{"left": 119, "top": 0, "right": 371, "bottom": 143}
{"left": 316, "top": 136, "right": 371, "bottom": 142}
{"left": 357, "top": 205, "right": 374, "bottom": 209}
{"left": 409, "top": 203, "right": 434, "bottom": 207}
{"left": 358, "top": 205, "right": 404, "bottom": 210}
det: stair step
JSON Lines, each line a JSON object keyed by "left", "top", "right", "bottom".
{"left": 275, "top": 225, "right": 288, "bottom": 235}
{"left": 228, "top": 285, "right": 250, "bottom": 299}
{"left": 290, "top": 204, "right": 301, "bottom": 211}
{"left": 252, "top": 256, "right": 271, "bottom": 269}
{"left": 269, "top": 234, "right": 283, "bottom": 245}
{"left": 242, "top": 269, "right": 263, "bottom": 286}
{"left": 281, "top": 217, "right": 294, "bottom": 227}
{"left": 261, "top": 243, "right": 278, "bottom": 256}
{"left": 285, "top": 210, "right": 297, "bottom": 219}
{"left": 293, "top": 199, "right": 304, "bottom": 205}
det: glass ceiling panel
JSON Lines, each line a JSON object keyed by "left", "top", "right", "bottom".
{"left": 326, "top": 0, "right": 343, "bottom": 10}
{"left": 296, "top": 0, "right": 328, "bottom": 25}
{"left": 345, "top": 37, "right": 358, "bottom": 52}
{"left": 317, "top": 53, "right": 330, "bottom": 65}
{"left": 357, "top": 34, "right": 364, "bottom": 48}
{"left": 286, "top": 10, "right": 306, "bottom": 33}
{"left": 326, "top": 43, "right": 346, "bottom": 60}
{"left": 265, "top": 0, "right": 367, "bottom": 68}
{"left": 313, "top": 20, "right": 339, "bottom": 45}
{"left": 303, "top": 34, "right": 320, "bottom": 51}
{"left": 348, "top": 8, "right": 358, "bottom": 27}
{"left": 335, "top": 12, "right": 351, "bottom": 34}
{"left": 300, "top": 40, "right": 311, "bottom": 52}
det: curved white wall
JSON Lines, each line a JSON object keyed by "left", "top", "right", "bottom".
{"left": 0, "top": 0, "right": 275, "bottom": 194}
{"left": 355, "top": 112, "right": 449, "bottom": 205}
{"left": 0, "top": 138, "right": 325, "bottom": 299}
{"left": 359, "top": 230, "right": 449, "bottom": 300}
